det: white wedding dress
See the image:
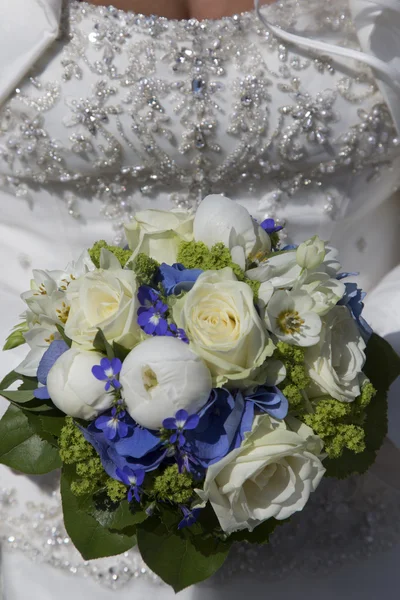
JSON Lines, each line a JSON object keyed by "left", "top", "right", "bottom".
{"left": 1, "top": 0, "right": 400, "bottom": 598}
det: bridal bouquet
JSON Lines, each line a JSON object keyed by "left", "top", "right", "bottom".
{"left": 1, "top": 196, "right": 399, "bottom": 591}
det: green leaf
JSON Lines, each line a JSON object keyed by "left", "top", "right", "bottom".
{"left": 0, "top": 405, "right": 62, "bottom": 474}
{"left": 0, "top": 370, "right": 23, "bottom": 391}
{"left": 324, "top": 333, "right": 400, "bottom": 478}
{"left": 90, "top": 498, "right": 147, "bottom": 533}
{"left": 113, "top": 342, "right": 131, "bottom": 362}
{"left": 56, "top": 323, "right": 72, "bottom": 347}
{"left": 137, "top": 515, "right": 230, "bottom": 592}
{"left": 0, "top": 389, "right": 35, "bottom": 403}
{"left": 25, "top": 412, "right": 66, "bottom": 445}
{"left": 93, "top": 329, "right": 114, "bottom": 360}
{"left": 229, "top": 518, "right": 281, "bottom": 544}
{"left": 3, "top": 328, "right": 26, "bottom": 351}
{"left": 61, "top": 468, "right": 136, "bottom": 560}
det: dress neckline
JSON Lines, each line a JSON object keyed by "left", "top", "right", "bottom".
{"left": 75, "top": 0, "right": 285, "bottom": 26}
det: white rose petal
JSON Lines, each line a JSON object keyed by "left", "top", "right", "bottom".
{"left": 120, "top": 337, "right": 212, "bottom": 429}
{"left": 172, "top": 267, "right": 274, "bottom": 388}
{"left": 47, "top": 349, "right": 113, "bottom": 420}
{"left": 65, "top": 259, "right": 141, "bottom": 350}
{"left": 194, "top": 195, "right": 271, "bottom": 268}
{"left": 196, "top": 415, "right": 325, "bottom": 533}
{"left": 305, "top": 305, "right": 366, "bottom": 402}
{"left": 124, "top": 209, "right": 194, "bottom": 264}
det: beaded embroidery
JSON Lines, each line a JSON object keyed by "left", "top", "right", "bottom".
{"left": 0, "top": 0, "right": 398, "bottom": 240}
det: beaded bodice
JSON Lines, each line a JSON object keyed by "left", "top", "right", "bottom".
{"left": 0, "top": 0, "right": 399, "bottom": 249}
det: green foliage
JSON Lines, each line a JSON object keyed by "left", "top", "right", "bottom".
{"left": 276, "top": 342, "right": 310, "bottom": 409}
{"left": 106, "top": 478, "right": 128, "bottom": 503}
{"left": 137, "top": 508, "right": 231, "bottom": 592}
{"left": 88, "top": 240, "right": 132, "bottom": 268}
{"left": 59, "top": 417, "right": 95, "bottom": 464}
{"left": 229, "top": 518, "right": 282, "bottom": 544}
{"left": 131, "top": 253, "right": 160, "bottom": 286}
{"left": 0, "top": 405, "right": 62, "bottom": 474}
{"left": 55, "top": 323, "right": 72, "bottom": 347}
{"left": 152, "top": 465, "right": 195, "bottom": 505}
{"left": 323, "top": 333, "right": 400, "bottom": 478}
{"left": 61, "top": 467, "right": 136, "bottom": 560}
{"left": 177, "top": 240, "right": 261, "bottom": 300}
{"left": 3, "top": 322, "right": 28, "bottom": 351}
{"left": 93, "top": 328, "right": 114, "bottom": 360}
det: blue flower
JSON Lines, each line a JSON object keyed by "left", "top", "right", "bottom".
{"left": 338, "top": 282, "right": 373, "bottom": 342}
{"left": 163, "top": 409, "right": 200, "bottom": 447}
{"left": 260, "top": 218, "right": 283, "bottom": 235}
{"left": 116, "top": 466, "right": 145, "bottom": 503}
{"left": 92, "top": 357, "right": 122, "bottom": 391}
{"left": 34, "top": 339, "right": 69, "bottom": 400}
{"left": 245, "top": 387, "right": 289, "bottom": 420}
{"left": 178, "top": 506, "right": 202, "bottom": 530}
{"left": 159, "top": 263, "right": 203, "bottom": 296}
{"left": 184, "top": 388, "right": 254, "bottom": 469}
{"left": 166, "top": 323, "right": 189, "bottom": 344}
{"left": 95, "top": 407, "right": 129, "bottom": 441}
{"left": 81, "top": 413, "right": 167, "bottom": 480}
{"left": 137, "top": 285, "right": 169, "bottom": 336}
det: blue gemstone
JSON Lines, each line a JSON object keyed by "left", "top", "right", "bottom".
{"left": 192, "top": 78, "right": 205, "bottom": 96}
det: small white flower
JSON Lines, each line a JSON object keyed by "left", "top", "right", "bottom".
{"left": 298, "top": 271, "right": 346, "bottom": 316}
{"left": 193, "top": 195, "right": 270, "bottom": 270}
{"left": 15, "top": 317, "right": 62, "bottom": 377}
{"left": 265, "top": 289, "right": 322, "bottom": 347}
{"left": 296, "top": 235, "right": 326, "bottom": 270}
{"left": 120, "top": 337, "right": 212, "bottom": 429}
{"left": 46, "top": 349, "right": 114, "bottom": 420}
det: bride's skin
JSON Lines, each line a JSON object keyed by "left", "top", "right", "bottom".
{"left": 84, "top": 0, "right": 272, "bottom": 20}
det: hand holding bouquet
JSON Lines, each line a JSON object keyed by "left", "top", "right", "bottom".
{"left": 1, "top": 195, "right": 399, "bottom": 591}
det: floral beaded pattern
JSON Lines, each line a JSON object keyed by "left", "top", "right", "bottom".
{"left": 0, "top": 0, "right": 398, "bottom": 237}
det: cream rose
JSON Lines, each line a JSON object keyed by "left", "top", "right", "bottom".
{"left": 124, "top": 208, "right": 194, "bottom": 264}
{"left": 65, "top": 255, "right": 141, "bottom": 350}
{"left": 172, "top": 267, "right": 274, "bottom": 388}
{"left": 196, "top": 415, "right": 325, "bottom": 533}
{"left": 305, "top": 305, "right": 366, "bottom": 402}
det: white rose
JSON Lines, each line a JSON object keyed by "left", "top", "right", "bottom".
{"left": 305, "top": 305, "right": 366, "bottom": 402}
{"left": 297, "top": 271, "right": 345, "bottom": 316}
{"left": 172, "top": 267, "right": 274, "bottom": 388}
{"left": 296, "top": 235, "right": 326, "bottom": 270}
{"left": 193, "top": 195, "right": 271, "bottom": 270}
{"left": 196, "top": 415, "right": 325, "bottom": 533}
{"left": 65, "top": 252, "right": 141, "bottom": 350}
{"left": 120, "top": 337, "right": 212, "bottom": 429}
{"left": 47, "top": 349, "right": 113, "bottom": 420}
{"left": 124, "top": 209, "right": 194, "bottom": 264}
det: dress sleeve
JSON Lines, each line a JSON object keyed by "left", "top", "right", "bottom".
{"left": 0, "top": 0, "right": 62, "bottom": 108}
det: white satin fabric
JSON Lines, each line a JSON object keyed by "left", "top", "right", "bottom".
{"left": 0, "top": 1, "right": 400, "bottom": 599}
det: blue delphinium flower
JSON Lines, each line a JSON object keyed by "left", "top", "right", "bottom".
{"left": 159, "top": 263, "right": 203, "bottom": 296}
{"left": 163, "top": 409, "right": 200, "bottom": 447}
{"left": 178, "top": 506, "right": 202, "bottom": 530}
{"left": 34, "top": 339, "right": 69, "bottom": 400}
{"left": 260, "top": 218, "right": 283, "bottom": 235}
{"left": 166, "top": 323, "right": 189, "bottom": 344}
{"left": 338, "top": 282, "right": 373, "bottom": 342}
{"left": 116, "top": 466, "right": 145, "bottom": 503}
{"left": 95, "top": 407, "right": 129, "bottom": 441}
{"left": 92, "top": 357, "right": 122, "bottom": 391}
{"left": 184, "top": 388, "right": 254, "bottom": 469}
{"left": 245, "top": 387, "right": 289, "bottom": 420}
{"left": 137, "top": 285, "right": 169, "bottom": 336}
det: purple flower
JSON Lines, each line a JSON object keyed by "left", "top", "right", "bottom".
{"left": 92, "top": 357, "right": 122, "bottom": 391}
{"left": 260, "top": 218, "right": 283, "bottom": 235}
{"left": 166, "top": 323, "right": 189, "bottom": 344}
{"left": 34, "top": 339, "right": 69, "bottom": 400}
{"left": 163, "top": 409, "right": 200, "bottom": 447}
{"left": 178, "top": 506, "right": 202, "bottom": 530}
{"left": 137, "top": 285, "right": 169, "bottom": 336}
{"left": 338, "top": 282, "right": 373, "bottom": 342}
{"left": 95, "top": 407, "right": 129, "bottom": 441}
{"left": 159, "top": 263, "right": 203, "bottom": 296}
{"left": 116, "top": 466, "right": 145, "bottom": 503}
{"left": 245, "top": 387, "right": 288, "bottom": 420}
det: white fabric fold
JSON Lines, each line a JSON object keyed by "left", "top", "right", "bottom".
{"left": 254, "top": 0, "right": 400, "bottom": 134}
{"left": 0, "top": 0, "right": 62, "bottom": 108}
